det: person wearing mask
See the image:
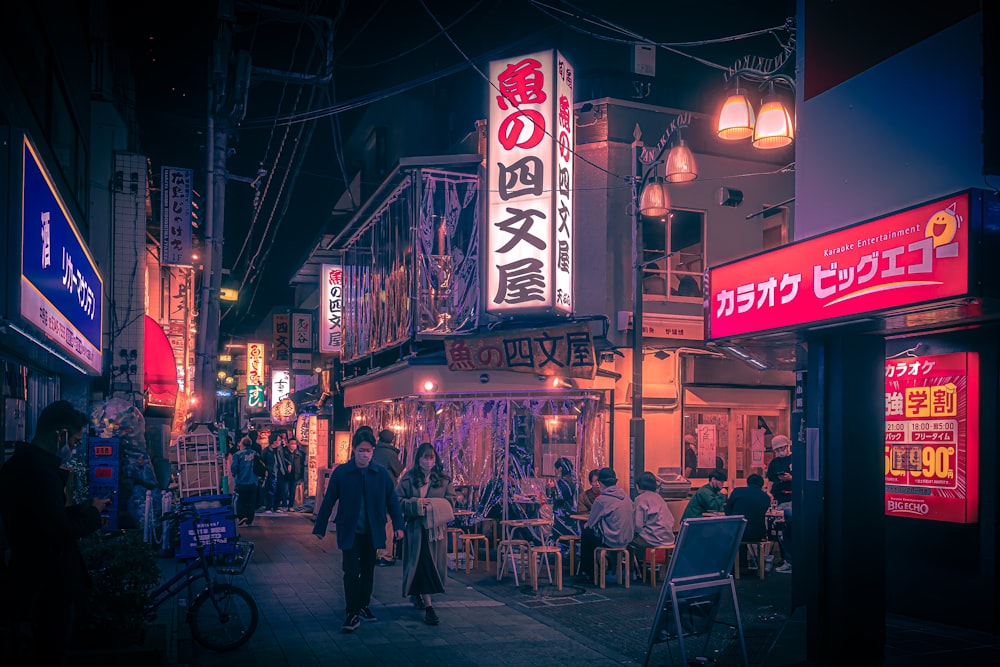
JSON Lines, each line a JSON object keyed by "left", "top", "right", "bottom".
{"left": 629, "top": 471, "right": 675, "bottom": 572}
{"left": 681, "top": 469, "right": 729, "bottom": 520}
{"left": 0, "top": 400, "right": 110, "bottom": 660}
{"left": 766, "top": 435, "right": 794, "bottom": 573}
{"left": 262, "top": 434, "right": 288, "bottom": 513}
{"left": 280, "top": 438, "right": 306, "bottom": 512}
{"left": 579, "top": 467, "right": 634, "bottom": 583}
{"left": 578, "top": 468, "right": 601, "bottom": 514}
{"left": 231, "top": 437, "right": 263, "bottom": 526}
{"left": 395, "top": 442, "right": 456, "bottom": 626}
{"left": 548, "top": 457, "right": 578, "bottom": 542}
{"left": 373, "top": 429, "right": 404, "bottom": 566}
{"left": 724, "top": 473, "right": 772, "bottom": 573}
{"left": 313, "top": 427, "right": 404, "bottom": 633}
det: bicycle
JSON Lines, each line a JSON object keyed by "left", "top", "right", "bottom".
{"left": 148, "top": 506, "right": 260, "bottom": 651}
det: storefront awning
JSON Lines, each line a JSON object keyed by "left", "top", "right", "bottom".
{"left": 143, "top": 315, "right": 178, "bottom": 408}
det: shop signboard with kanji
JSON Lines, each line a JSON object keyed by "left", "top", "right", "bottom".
{"left": 159, "top": 166, "right": 193, "bottom": 266}
{"left": 884, "top": 352, "right": 979, "bottom": 523}
{"left": 246, "top": 342, "right": 266, "bottom": 409}
{"left": 444, "top": 322, "right": 595, "bottom": 379}
{"left": 319, "top": 264, "right": 342, "bottom": 353}
{"left": 486, "top": 50, "right": 574, "bottom": 317}
{"left": 707, "top": 192, "right": 971, "bottom": 339}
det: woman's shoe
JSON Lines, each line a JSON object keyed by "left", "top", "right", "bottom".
{"left": 410, "top": 595, "right": 426, "bottom": 610}
{"left": 424, "top": 606, "right": 440, "bottom": 625}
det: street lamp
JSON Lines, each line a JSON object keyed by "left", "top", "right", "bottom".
{"left": 628, "top": 115, "right": 697, "bottom": 494}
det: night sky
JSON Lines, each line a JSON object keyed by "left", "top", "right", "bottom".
{"left": 111, "top": 0, "right": 794, "bottom": 336}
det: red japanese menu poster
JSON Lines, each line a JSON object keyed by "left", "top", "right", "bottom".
{"left": 884, "top": 352, "right": 979, "bottom": 523}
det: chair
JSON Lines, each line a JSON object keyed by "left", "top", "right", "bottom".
{"left": 497, "top": 538, "right": 531, "bottom": 585}
{"left": 556, "top": 534, "right": 580, "bottom": 575}
{"left": 735, "top": 539, "right": 771, "bottom": 581}
{"left": 639, "top": 545, "right": 674, "bottom": 587}
{"left": 528, "top": 545, "right": 563, "bottom": 591}
{"left": 594, "top": 546, "right": 630, "bottom": 589}
{"left": 458, "top": 533, "right": 490, "bottom": 574}
{"left": 446, "top": 527, "right": 465, "bottom": 568}
{"left": 472, "top": 517, "right": 498, "bottom": 549}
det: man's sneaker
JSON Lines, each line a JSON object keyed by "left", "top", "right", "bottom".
{"left": 775, "top": 563, "right": 793, "bottom": 574}
{"left": 424, "top": 606, "right": 440, "bottom": 626}
{"left": 358, "top": 606, "right": 377, "bottom": 622}
{"left": 341, "top": 613, "right": 360, "bottom": 633}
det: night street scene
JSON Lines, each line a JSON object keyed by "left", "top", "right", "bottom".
{"left": 1, "top": 1, "right": 999, "bottom": 665}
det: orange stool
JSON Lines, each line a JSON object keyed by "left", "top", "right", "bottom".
{"left": 458, "top": 533, "right": 490, "bottom": 574}
{"left": 529, "top": 545, "right": 563, "bottom": 591}
{"left": 556, "top": 534, "right": 580, "bottom": 575}
{"left": 594, "top": 546, "right": 630, "bottom": 589}
{"left": 640, "top": 545, "right": 674, "bottom": 587}
{"left": 735, "top": 540, "right": 771, "bottom": 581}
{"left": 446, "top": 527, "right": 465, "bottom": 567}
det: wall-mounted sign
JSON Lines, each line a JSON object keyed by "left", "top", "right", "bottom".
{"left": 320, "top": 264, "right": 343, "bottom": 354}
{"left": 707, "top": 192, "right": 971, "bottom": 339}
{"left": 444, "top": 322, "right": 596, "bottom": 379}
{"left": 291, "top": 311, "right": 313, "bottom": 351}
{"left": 246, "top": 342, "right": 265, "bottom": 408}
{"left": 272, "top": 313, "right": 290, "bottom": 369}
{"left": 885, "top": 352, "right": 979, "bottom": 523}
{"left": 486, "top": 50, "right": 574, "bottom": 317}
{"left": 20, "top": 137, "right": 104, "bottom": 374}
{"left": 271, "top": 369, "right": 290, "bottom": 407}
{"left": 160, "top": 166, "right": 193, "bottom": 266}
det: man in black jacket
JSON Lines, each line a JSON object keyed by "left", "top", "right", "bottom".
{"left": 372, "top": 429, "right": 403, "bottom": 565}
{"left": 0, "top": 400, "right": 109, "bottom": 660}
{"left": 725, "top": 474, "right": 772, "bottom": 572}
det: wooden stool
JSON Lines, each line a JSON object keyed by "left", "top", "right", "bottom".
{"left": 497, "top": 539, "right": 530, "bottom": 584}
{"left": 458, "top": 533, "right": 490, "bottom": 574}
{"left": 736, "top": 540, "right": 771, "bottom": 581}
{"left": 446, "top": 527, "right": 465, "bottom": 567}
{"left": 529, "top": 545, "right": 563, "bottom": 591}
{"left": 556, "top": 535, "right": 580, "bottom": 575}
{"left": 594, "top": 547, "right": 630, "bottom": 589}
{"left": 473, "top": 517, "right": 498, "bottom": 549}
{"left": 640, "top": 546, "right": 674, "bottom": 587}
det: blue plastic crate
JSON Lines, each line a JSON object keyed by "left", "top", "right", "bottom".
{"left": 99, "top": 504, "right": 119, "bottom": 530}
{"left": 89, "top": 464, "right": 119, "bottom": 485}
{"left": 176, "top": 504, "right": 237, "bottom": 559}
{"left": 88, "top": 437, "right": 120, "bottom": 463}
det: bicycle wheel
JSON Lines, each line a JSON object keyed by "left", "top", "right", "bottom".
{"left": 187, "top": 584, "right": 259, "bottom": 651}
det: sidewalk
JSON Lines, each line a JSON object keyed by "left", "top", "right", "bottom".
{"left": 170, "top": 514, "right": 1000, "bottom": 666}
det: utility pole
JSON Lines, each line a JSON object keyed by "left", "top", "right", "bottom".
{"left": 196, "top": 2, "right": 236, "bottom": 425}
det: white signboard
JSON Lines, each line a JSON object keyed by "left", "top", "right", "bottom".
{"left": 270, "top": 369, "right": 291, "bottom": 407}
{"left": 320, "top": 264, "right": 342, "bottom": 353}
{"left": 486, "top": 50, "right": 574, "bottom": 316}
{"left": 160, "top": 167, "right": 193, "bottom": 266}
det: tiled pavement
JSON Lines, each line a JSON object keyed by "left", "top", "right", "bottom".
{"left": 156, "top": 512, "right": 999, "bottom": 666}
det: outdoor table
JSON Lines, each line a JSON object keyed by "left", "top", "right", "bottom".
{"left": 499, "top": 517, "right": 553, "bottom": 584}
{"left": 570, "top": 513, "right": 590, "bottom": 522}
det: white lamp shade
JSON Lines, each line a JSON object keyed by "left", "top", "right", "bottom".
{"left": 752, "top": 98, "right": 794, "bottom": 149}
{"left": 639, "top": 178, "right": 669, "bottom": 218}
{"left": 665, "top": 140, "right": 697, "bottom": 183}
{"left": 717, "top": 93, "right": 755, "bottom": 140}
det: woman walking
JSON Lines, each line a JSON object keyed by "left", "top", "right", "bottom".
{"left": 396, "top": 442, "right": 455, "bottom": 625}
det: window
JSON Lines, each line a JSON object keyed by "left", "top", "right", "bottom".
{"left": 641, "top": 208, "right": 704, "bottom": 301}
{"left": 762, "top": 206, "right": 790, "bottom": 250}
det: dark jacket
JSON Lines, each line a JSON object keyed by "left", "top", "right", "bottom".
{"left": 262, "top": 444, "right": 287, "bottom": 476}
{"left": 372, "top": 442, "right": 404, "bottom": 482}
{"left": 725, "top": 485, "right": 772, "bottom": 542}
{"left": 282, "top": 446, "right": 305, "bottom": 481}
{"left": 766, "top": 454, "right": 793, "bottom": 504}
{"left": 0, "top": 442, "right": 102, "bottom": 602}
{"left": 312, "top": 460, "right": 403, "bottom": 551}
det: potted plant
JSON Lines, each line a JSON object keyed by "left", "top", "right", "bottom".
{"left": 77, "top": 530, "right": 162, "bottom": 650}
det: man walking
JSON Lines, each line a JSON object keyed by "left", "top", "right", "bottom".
{"left": 262, "top": 433, "right": 288, "bottom": 513}
{"left": 313, "top": 427, "right": 404, "bottom": 633}
{"left": 372, "top": 428, "right": 403, "bottom": 565}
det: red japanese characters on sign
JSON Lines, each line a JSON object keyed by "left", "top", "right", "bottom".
{"left": 320, "top": 263, "right": 342, "bottom": 354}
{"left": 487, "top": 50, "right": 574, "bottom": 316}
{"left": 707, "top": 193, "right": 970, "bottom": 339}
{"left": 884, "top": 352, "right": 979, "bottom": 523}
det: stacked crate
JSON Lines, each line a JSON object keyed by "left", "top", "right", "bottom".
{"left": 88, "top": 437, "right": 120, "bottom": 529}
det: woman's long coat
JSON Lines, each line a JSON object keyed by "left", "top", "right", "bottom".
{"left": 396, "top": 470, "right": 456, "bottom": 597}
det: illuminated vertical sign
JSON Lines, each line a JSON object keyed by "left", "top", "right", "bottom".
{"left": 486, "top": 50, "right": 574, "bottom": 317}
{"left": 20, "top": 137, "right": 104, "bottom": 374}
{"left": 272, "top": 313, "right": 289, "bottom": 369}
{"left": 319, "top": 264, "right": 342, "bottom": 354}
{"left": 160, "top": 166, "right": 193, "bottom": 266}
{"left": 885, "top": 352, "right": 979, "bottom": 523}
{"left": 270, "top": 369, "right": 290, "bottom": 407}
{"left": 246, "top": 342, "right": 265, "bottom": 409}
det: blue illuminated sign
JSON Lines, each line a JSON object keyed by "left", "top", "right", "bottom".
{"left": 20, "top": 138, "right": 103, "bottom": 374}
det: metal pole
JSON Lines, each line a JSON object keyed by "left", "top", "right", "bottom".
{"left": 630, "top": 167, "right": 645, "bottom": 497}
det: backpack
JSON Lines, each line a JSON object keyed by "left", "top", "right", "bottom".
{"left": 252, "top": 454, "right": 267, "bottom": 479}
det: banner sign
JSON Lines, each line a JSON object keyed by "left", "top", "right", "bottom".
{"left": 319, "top": 264, "right": 342, "bottom": 353}
{"left": 270, "top": 369, "right": 290, "bottom": 407}
{"left": 486, "top": 50, "right": 574, "bottom": 316}
{"left": 272, "top": 313, "right": 290, "bottom": 369}
{"left": 708, "top": 193, "right": 970, "bottom": 339}
{"left": 160, "top": 166, "right": 193, "bottom": 266}
{"left": 884, "top": 352, "right": 979, "bottom": 523}
{"left": 20, "top": 137, "right": 103, "bottom": 374}
{"left": 444, "top": 322, "right": 596, "bottom": 379}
